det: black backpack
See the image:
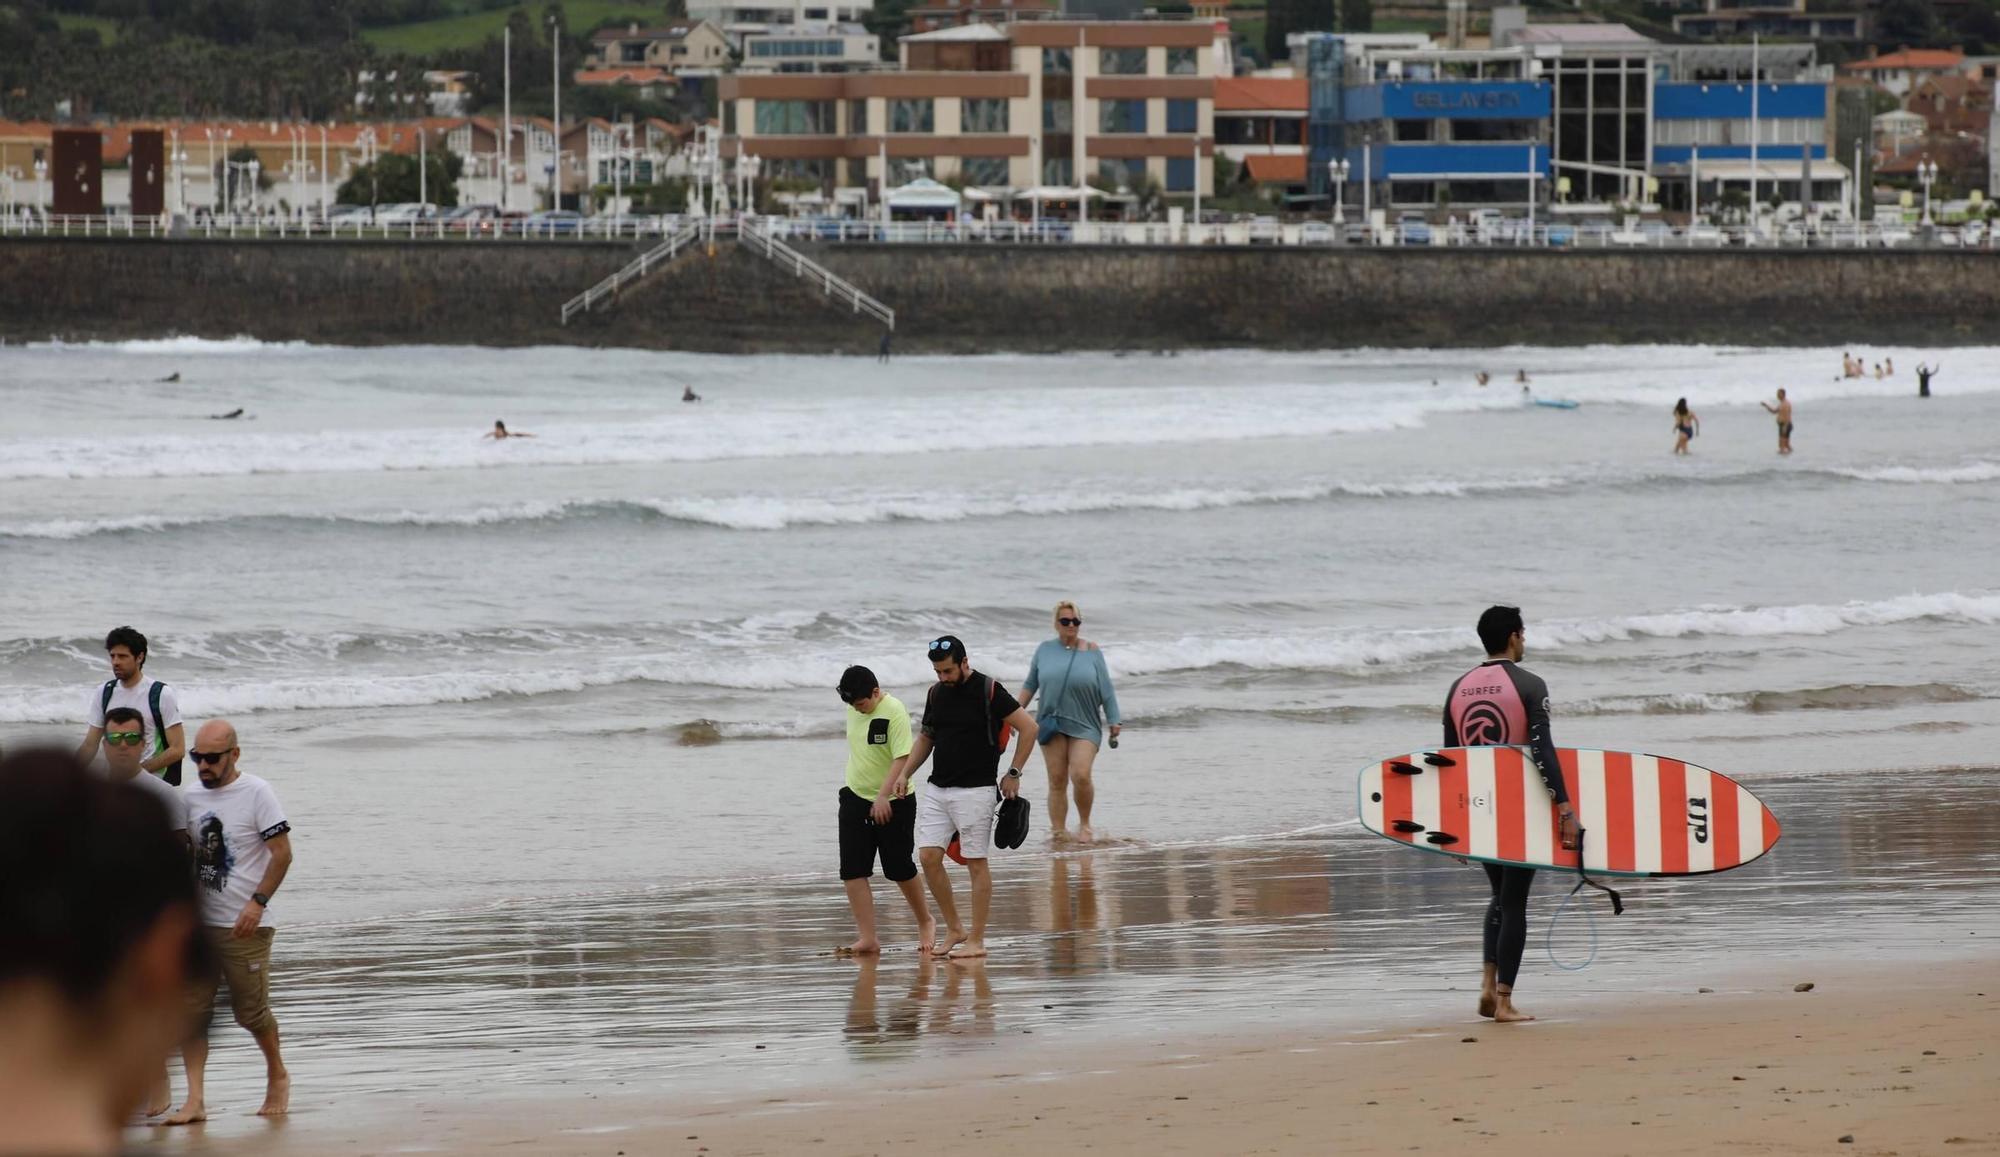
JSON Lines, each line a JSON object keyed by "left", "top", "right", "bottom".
{"left": 101, "top": 679, "right": 181, "bottom": 786}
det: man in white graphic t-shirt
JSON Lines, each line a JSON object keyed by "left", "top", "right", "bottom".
{"left": 165, "top": 719, "right": 295, "bottom": 1126}
{"left": 77, "top": 625, "right": 186, "bottom": 786}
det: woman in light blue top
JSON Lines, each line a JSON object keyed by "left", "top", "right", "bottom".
{"left": 1018, "top": 600, "right": 1122, "bottom": 844}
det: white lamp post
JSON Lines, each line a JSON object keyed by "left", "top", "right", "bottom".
{"left": 34, "top": 156, "right": 47, "bottom": 217}
{"left": 1917, "top": 157, "right": 1938, "bottom": 226}
{"left": 246, "top": 159, "right": 260, "bottom": 214}
{"left": 1327, "top": 157, "right": 1350, "bottom": 226}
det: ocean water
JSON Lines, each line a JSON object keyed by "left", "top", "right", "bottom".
{"left": 4, "top": 339, "right": 1999, "bottom": 926}
{"left": 7, "top": 339, "right": 2000, "bottom": 1141}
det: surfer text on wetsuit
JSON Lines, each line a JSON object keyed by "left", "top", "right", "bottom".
{"left": 1442, "top": 605, "right": 1577, "bottom": 1024}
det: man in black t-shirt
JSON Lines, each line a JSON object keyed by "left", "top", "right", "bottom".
{"left": 900, "top": 635, "right": 1037, "bottom": 960}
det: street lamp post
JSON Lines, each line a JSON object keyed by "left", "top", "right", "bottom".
{"left": 1327, "top": 157, "right": 1350, "bottom": 228}
{"left": 34, "top": 157, "right": 47, "bottom": 218}
{"left": 246, "top": 159, "right": 260, "bottom": 215}
{"left": 1917, "top": 158, "right": 1938, "bottom": 227}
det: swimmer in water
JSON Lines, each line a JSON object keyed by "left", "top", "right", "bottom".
{"left": 483, "top": 420, "right": 533, "bottom": 440}
{"left": 160, "top": 372, "right": 181, "bottom": 383}
{"left": 682, "top": 386, "right": 701, "bottom": 403}
{"left": 1475, "top": 372, "right": 1490, "bottom": 387}
{"left": 1672, "top": 397, "right": 1698, "bottom": 455}
{"left": 210, "top": 408, "right": 245, "bottom": 421}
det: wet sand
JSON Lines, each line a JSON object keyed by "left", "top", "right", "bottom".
{"left": 129, "top": 767, "right": 1999, "bottom": 1155}
{"left": 154, "top": 959, "right": 1998, "bottom": 1156}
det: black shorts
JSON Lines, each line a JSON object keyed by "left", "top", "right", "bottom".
{"left": 839, "top": 787, "right": 917, "bottom": 882}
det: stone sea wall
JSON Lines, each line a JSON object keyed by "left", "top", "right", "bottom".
{"left": 2, "top": 237, "right": 1995, "bottom": 354}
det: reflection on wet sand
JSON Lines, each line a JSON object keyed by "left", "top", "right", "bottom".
{"left": 133, "top": 768, "right": 2000, "bottom": 1148}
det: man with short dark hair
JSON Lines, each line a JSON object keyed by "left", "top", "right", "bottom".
{"left": 77, "top": 625, "right": 185, "bottom": 786}
{"left": 1443, "top": 606, "right": 1578, "bottom": 1024}
{"left": 0, "top": 747, "right": 210, "bottom": 1155}
{"left": 901, "top": 636, "right": 1037, "bottom": 960}
{"left": 836, "top": 665, "right": 934, "bottom": 956}
{"left": 100, "top": 706, "right": 188, "bottom": 852}
{"left": 167, "top": 719, "right": 294, "bottom": 1125}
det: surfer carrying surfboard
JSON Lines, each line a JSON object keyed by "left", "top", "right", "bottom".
{"left": 1443, "top": 606, "right": 1579, "bottom": 1023}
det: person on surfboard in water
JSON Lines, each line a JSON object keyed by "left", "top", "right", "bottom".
{"left": 1443, "top": 605, "right": 1579, "bottom": 1023}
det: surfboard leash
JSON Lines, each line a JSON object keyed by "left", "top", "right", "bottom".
{"left": 1546, "top": 828, "right": 1624, "bottom": 973}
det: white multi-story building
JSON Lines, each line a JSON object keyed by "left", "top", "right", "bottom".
{"left": 739, "top": 23, "right": 881, "bottom": 72}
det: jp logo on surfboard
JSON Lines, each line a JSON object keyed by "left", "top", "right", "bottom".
{"left": 1357, "top": 606, "right": 1780, "bottom": 1023}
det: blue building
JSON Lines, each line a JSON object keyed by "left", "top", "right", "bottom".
{"left": 1298, "top": 27, "right": 1842, "bottom": 216}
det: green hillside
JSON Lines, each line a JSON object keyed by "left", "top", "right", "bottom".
{"left": 361, "top": 0, "right": 672, "bottom": 55}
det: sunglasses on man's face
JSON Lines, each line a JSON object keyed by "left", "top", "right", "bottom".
{"left": 1057, "top": 617, "right": 1082, "bottom": 627}
{"left": 103, "top": 730, "right": 145, "bottom": 747}
{"left": 190, "top": 748, "right": 234, "bottom": 765}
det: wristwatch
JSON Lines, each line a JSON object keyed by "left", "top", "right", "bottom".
{"left": 1004, "top": 768, "right": 1023, "bottom": 778}
{"left": 252, "top": 891, "right": 271, "bottom": 907}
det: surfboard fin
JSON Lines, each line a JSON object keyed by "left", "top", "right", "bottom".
{"left": 1422, "top": 752, "right": 1457, "bottom": 767}
{"left": 1392, "top": 820, "right": 1426, "bottom": 834}
{"left": 1388, "top": 761, "right": 1423, "bottom": 775}
{"left": 1425, "top": 832, "right": 1460, "bottom": 846}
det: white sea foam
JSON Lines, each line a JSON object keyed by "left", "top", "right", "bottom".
{"left": 10, "top": 458, "right": 1987, "bottom": 540}
{"left": 1828, "top": 461, "right": 2000, "bottom": 485}
{"left": 2, "top": 592, "right": 1992, "bottom": 721}
{"left": 30, "top": 335, "right": 316, "bottom": 355}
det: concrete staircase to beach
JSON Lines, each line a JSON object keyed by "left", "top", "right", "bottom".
{"left": 559, "top": 223, "right": 703, "bottom": 325}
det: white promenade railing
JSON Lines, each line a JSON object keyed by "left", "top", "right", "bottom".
{"left": 3, "top": 210, "right": 1992, "bottom": 253}
{"left": 738, "top": 217, "right": 895, "bottom": 330}
{"left": 560, "top": 222, "right": 703, "bottom": 325}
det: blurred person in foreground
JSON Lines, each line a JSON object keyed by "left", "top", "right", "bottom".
{"left": 0, "top": 747, "right": 209, "bottom": 1156}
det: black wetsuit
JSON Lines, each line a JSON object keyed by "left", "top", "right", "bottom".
{"left": 1443, "top": 659, "right": 1568, "bottom": 989}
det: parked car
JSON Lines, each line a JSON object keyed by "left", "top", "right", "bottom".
{"left": 1246, "top": 215, "right": 1282, "bottom": 245}
{"left": 1873, "top": 223, "right": 1913, "bottom": 248}
{"left": 1543, "top": 222, "right": 1576, "bottom": 247}
{"left": 1298, "top": 221, "right": 1337, "bottom": 245}
{"left": 372, "top": 202, "right": 437, "bottom": 224}
{"left": 1683, "top": 222, "right": 1726, "bottom": 247}
{"left": 1395, "top": 214, "right": 1431, "bottom": 245}
{"left": 525, "top": 210, "right": 584, "bottom": 235}
{"left": 1341, "top": 222, "right": 1374, "bottom": 245}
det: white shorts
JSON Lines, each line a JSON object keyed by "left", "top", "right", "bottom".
{"left": 917, "top": 784, "right": 997, "bottom": 859}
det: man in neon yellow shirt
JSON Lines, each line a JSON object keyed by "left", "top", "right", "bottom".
{"left": 838, "top": 665, "right": 935, "bottom": 956}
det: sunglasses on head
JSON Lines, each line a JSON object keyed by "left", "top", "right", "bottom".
{"left": 190, "top": 748, "right": 234, "bottom": 765}
{"left": 103, "top": 729, "right": 145, "bottom": 747}
{"left": 1057, "top": 617, "right": 1082, "bottom": 627}
{"left": 927, "top": 639, "right": 958, "bottom": 658}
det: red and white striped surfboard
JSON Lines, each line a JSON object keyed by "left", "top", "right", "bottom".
{"left": 1357, "top": 746, "right": 1781, "bottom": 877}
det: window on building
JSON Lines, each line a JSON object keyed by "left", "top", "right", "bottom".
{"left": 1101, "top": 47, "right": 1147, "bottom": 75}
{"left": 848, "top": 99, "right": 869, "bottom": 133}
{"left": 893, "top": 156, "right": 935, "bottom": 180}
{"left": 754, "top": 99, "right": 837, "bottom": 134}
{"left": 1043, "top": 99, "right": 1072, "bottom": 132}
{"left": 1166, "top": 98, "right": 1197, "bottom": 133}
{"left": 768, "top": 159, "right": 831, "bottom": 183}
{"left": 1167, "top": 47, "right": 1199, "bottom": 76}
{"left": 890, "top": 98, "right": 936, "bottom": 133}
{"left": 1166, "top": 155, "right": 1195, "bottom": 192}
{"left": 1043, "top": 156, "right": 1073, "bottom": 185}
{"left": 724, "top": 102, "right": 736, "bottom": 134}
{"left": 621, "top": 43, "right": 647, "bottom": 64}
{"left": 636, "top": 159, "right": 655, "bottom": 183}
{"left": 1043, "top": 48, "right": 1072, "bottom": 75}
{"left": 846, "top": 156, "right": 868, "bottom": 188}
{"left": 1099, "top": 99, "right": 1147, "bottom": 133}
{"left": 1097, "top": 157, "right": 1145, "bottom": 189}
{"left": 960, "top": 156, "right": 1010, "bottom": 186}
{"left": 963, "top": 98, "right": 1009, "bottom": 133}
{"left": 1392, "top": 119, "right": 1432, "bottom": 142}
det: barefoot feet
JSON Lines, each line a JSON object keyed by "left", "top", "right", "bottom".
{"left": 932, "top": 926, "right": 969, "bottom": 958}
{"left": 258, "top": 1073, "right": 291, "bottom": 1117}
{"left": 915, "top": 917, "right": 937, "bottom": 955}
{"left": 1491, "top": 994, "right": 1534, "bottom": 1023}
{"left": 163, "top": 1100, "right": 207, "bottom": 1127}
{"left": 1076, "top": 825, "right": 1095, "bottom": 845}
{"left": 947, "top": 939, "right": 988, "bottom": 960}
{"left": 836, "top": 938, "right": 881, "bottom": 957}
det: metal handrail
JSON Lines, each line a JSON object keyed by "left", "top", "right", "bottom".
{"left": 738, "top": 218, "right": 895, "bottom": 329}
{"left": 559, "top": 222, "right": 702, "bottom": 324}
